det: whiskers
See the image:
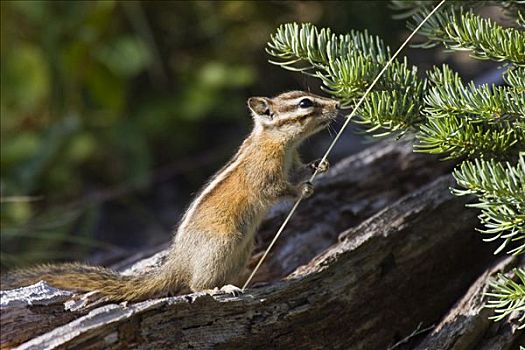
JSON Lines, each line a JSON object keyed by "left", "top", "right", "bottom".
{"left": 326, "top": 123, "right": 336, "bottom": 138}
{"left": 326, "top": 113, "right": 344, "bottom": 139}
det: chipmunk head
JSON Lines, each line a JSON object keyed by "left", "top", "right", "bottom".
{"left": 248, "top": 91, "right": 339, "bottom": 142}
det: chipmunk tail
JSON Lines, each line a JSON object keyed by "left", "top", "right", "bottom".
{"left": 1, "top": 263, "right": 182, "bottom": 302}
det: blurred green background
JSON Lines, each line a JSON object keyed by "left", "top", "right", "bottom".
{"left": 1, "top": 1, "right": 407, "bottom": 269}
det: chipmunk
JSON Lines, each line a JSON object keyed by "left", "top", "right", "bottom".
{"left": 1, "top": 91, "right": 339, "bottom": 301}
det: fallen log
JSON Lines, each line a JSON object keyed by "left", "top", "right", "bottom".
{"left": 1, "top": 174, "right": 499, "bottom": 350}
{"left": 0, "top": 283, "right": 78, "bottom": 350}
{"left": 415, "top": 256, "right": 524, "bottom": 350}
{"left": 2, "top": 140, "right": 512, "bottom": 349}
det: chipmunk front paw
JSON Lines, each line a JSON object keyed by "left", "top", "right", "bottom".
{"left": 310, "top": 159, "right": 330, "bottom": 173}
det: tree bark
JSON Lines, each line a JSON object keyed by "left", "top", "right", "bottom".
{"left": 415, "top": 256, "right": 524, "bottom": 350}
{"left": 1, "top": 141, "right": 521, "bottom": 350}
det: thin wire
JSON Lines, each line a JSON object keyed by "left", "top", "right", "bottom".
{"left": 242, "top": 0, "right": 446, "bottom": 292}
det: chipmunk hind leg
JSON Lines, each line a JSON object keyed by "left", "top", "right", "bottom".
{"left": 187, "top": 234, "right": 252, "bottom": 294}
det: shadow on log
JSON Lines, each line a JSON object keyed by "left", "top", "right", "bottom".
{"left": 1, "top": 141, "right": 520, "bottom": 349}
{"left": 415, "top": 256, "right": 523, "bottom": 350}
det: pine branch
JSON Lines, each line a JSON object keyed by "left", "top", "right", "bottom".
{"left": 485, "top": 267, "right": 525, "bottom": 328}
{"left": 504, "top": 66, "right": 525, "bottom": 92}
{"left": 409, "top": 7, "right": 525, "bottom": 65}
{"left": 354, "top": 89, "right": 425, "bottom": 137}
{"left": 415, "top": 65, "right": 525, "bottom": 160}
{"left": 267, "top": 23, "right": 525, "bottom": 146}
{"left": 426, "top": 65, "right": 525, "bottom": 121}
{"left": 266, "top": 23, "right": 389, "bottom": 76}
{"left": 452, "top": 156, "right": 525, "bottom": 255}
{"left": 416, "top": 116, "right": 522, "bottom": 160}
{"left": 267, "top": 23, "right": 424, "bottom": 136}
{"left": 391, "top": 0, "right": 525, "bottom": 20}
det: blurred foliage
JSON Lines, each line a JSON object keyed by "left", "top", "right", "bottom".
{"left": 0, "top": 1, "right": 403, "bottom": 268}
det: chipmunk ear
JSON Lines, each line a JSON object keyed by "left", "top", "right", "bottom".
{"left": 248, "top": 97, "right": 273, "bottom": 119}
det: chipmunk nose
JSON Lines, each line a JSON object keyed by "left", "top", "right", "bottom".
{"left": 335, "top": 102, "right": 341, "bottom": 109}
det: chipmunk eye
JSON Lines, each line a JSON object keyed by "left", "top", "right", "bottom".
{"left": 298, "top": 98, "right": 313, "bottom": 108}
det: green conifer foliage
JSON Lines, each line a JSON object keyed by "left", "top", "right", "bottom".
{"left": 267, "top": 0, "right": 524, "bottom": 326}
{"left": 486, "top": 267, "right": 525, "bottom": 327}
{"left": 453, "top": 156, "right": 524, "bottom": 255}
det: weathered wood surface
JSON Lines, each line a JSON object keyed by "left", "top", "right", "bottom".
{"left": 0, "top": 283, "right": 79, "bottom": 350}
{"left": 415, "top": 256, "right": 524, "bottom": 350}
{"left": 1, "top": 141, "right": 519, "bottom": 350}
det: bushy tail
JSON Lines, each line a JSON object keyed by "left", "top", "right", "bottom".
{"left": 1, "top": 263, "right": 181, "bottom": 302}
